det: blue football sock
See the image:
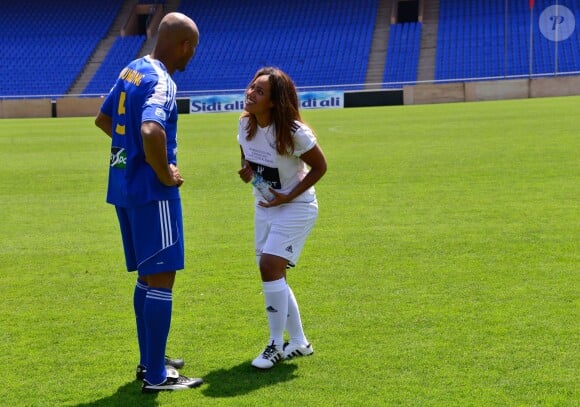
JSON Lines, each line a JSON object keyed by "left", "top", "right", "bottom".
{"left": 133, "top": 279, "right": 149, "bottom": 367}
{"left": 143, "top": 288, "right": 173, "bottom": 385}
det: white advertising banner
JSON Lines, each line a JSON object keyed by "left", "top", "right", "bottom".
{"left": 298, "top": 91, "right": 343, "bottom": 109}
{"left": 189, "top": 90, "right": 343, "bottom": 113}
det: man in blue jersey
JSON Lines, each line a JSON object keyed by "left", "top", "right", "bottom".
{"left": 94, "top": 12, "right": 201, "bottom": 393}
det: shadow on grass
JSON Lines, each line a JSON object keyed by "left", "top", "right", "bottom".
{"left": 73, "top": 361, "right": 297, "bottom": 404}
{"left": 201, "top": 360, "right": 298, "bottom": 398}
{"left": 74, "top": 380, "right": 159, "bottom": 407}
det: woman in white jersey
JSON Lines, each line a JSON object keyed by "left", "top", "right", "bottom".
{"left": 237, "top": 67, "right": 327, "bottom": 369}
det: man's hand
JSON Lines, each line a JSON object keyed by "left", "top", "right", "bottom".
{"left": 169, "top": 164, "right": 184, "bottom": 187}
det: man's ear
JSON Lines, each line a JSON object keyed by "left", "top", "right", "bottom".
{"left": 181, "top": 40, "right": 189, "bottom": 55}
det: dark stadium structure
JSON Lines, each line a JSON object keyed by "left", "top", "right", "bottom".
{"left": 0, "top": 0, "right": 578, "bottom": 98}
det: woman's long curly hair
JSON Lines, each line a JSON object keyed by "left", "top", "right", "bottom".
{"left": 241, "top": 67, "right": 302, "bottom": 156}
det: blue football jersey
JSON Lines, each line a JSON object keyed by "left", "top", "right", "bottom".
{"left": 100, "top": 56, "right": 179, "bottom": 207}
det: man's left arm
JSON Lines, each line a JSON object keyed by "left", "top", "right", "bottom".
{"left": 142, "top": 120, "right": 181, "bottom": 187}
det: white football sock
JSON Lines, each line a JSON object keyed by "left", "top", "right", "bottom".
{"left": 286, "top": 285, "right": 308, "bottom": 345}
{"left": 262, "top": 278, "right": 288, "bottom": 348}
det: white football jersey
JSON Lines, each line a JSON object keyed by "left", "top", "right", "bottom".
{"left": 238, "top": 117, "right": 317, "bottom": 203}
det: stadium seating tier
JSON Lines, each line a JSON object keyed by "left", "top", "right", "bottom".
{"left": 0, "top": 0, "right": 578, "bottom": 97}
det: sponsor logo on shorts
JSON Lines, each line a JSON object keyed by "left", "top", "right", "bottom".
{"left": 285, "top": 245, "right": 294, "bottom": 254}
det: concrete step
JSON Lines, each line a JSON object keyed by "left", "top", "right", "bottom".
{"left": 68, "top": 0, "right": 138, "bottom": 95}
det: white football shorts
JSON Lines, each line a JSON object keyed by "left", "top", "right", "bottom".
{"left": 254, "top": 200, "right": 318, "bottom": 268}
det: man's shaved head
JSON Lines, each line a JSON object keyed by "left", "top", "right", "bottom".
{"left": 157, "top": 12, "right": 199, "bottom": 45}
{"left": 152, "top": 12, "right": 199, "bottom": 74}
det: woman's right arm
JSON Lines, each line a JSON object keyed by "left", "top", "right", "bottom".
{"left": 238, "top": 146, "right": 253, "bottom": 183}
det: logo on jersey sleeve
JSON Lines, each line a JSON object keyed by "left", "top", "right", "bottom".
{"left": 248, "top": 161, "right": 281, "bottom": 189}
{"left": 155, "top": 107, "right": 166, "bottom": 121}
{"left": 110, "top": 147, "right": 127, "bottom": 169}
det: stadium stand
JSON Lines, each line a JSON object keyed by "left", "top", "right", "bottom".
{"left": 383, "top": 23, "right": 422, "bottom": 88}
{"left": 436, "top": 0, "right": 580, "bottom": 81}
{"left": 171, "top": 0, "right": 378, "bottom": 93}
{"left": 0, "top": 0, "right": 123, "bottom": 97}
{"left": 1, "top": 0, "right": 579, "bottom": 98}
{"left": 84, "top": 35, "right": 147, "bottom": 95}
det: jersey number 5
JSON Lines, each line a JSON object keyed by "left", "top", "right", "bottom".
{"left": 115, "top": 91, "right": 126, "bottom": 136}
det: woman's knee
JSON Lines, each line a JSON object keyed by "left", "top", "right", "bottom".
{"left": 259, "top": 254, "right": 288, "bottom": 281}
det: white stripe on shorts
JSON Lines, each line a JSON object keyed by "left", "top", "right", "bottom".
{"left": 158, "top": 200, "right": 173, "bottom": 248}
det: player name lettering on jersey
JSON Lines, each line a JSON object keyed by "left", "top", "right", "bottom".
{"left": 119, "top": 68, "right": 144, "bottom": 86}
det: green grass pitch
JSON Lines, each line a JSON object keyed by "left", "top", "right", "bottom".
{"left": 0, "top": 96, "right": 578, "bottom": 406}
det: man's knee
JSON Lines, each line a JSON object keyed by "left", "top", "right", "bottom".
{"left": 144, "top": 271, "right": 176, "bottom": 289}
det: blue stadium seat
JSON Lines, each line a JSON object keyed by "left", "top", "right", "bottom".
{"left": 0, "top": 0, "right": 123, "bottom": 97}
{"left": 383, "top": 23, "right": 422, "bottom": 88}
{"left": 84, "top": 36, "right": 147, "bottom": 95}
{"left": 171, "top": 0, "right": 378, "bottom": 93}
{"left": 436, "top": 0, "right": 580, "bottom": 81}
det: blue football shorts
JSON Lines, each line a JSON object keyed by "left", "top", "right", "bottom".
{"left": 254, "top": 200, "right": 318, "bottom": 268}
{"left": 115, "top": 199, "right": 184, "bottom": 275}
